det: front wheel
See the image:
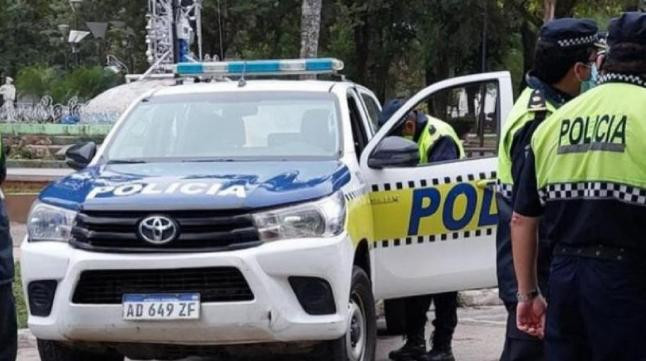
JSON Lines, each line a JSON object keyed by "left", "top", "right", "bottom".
{"left": 37, "top": 339, "right": 124, "bottom": 361}
{"left": 318, "top": 266, "right": 377, "bottom": 361}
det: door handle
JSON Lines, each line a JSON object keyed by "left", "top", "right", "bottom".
{"left": 475, "top": 179, "right": 497, "bottom": 190}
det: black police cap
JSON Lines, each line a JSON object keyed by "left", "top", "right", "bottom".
{"left": 608, "top": 12, "right": 646, "bottom": 46}
{"left": 539, "top": 18, "right": 599, "bottom": 48}
{"left": 377, "top": 99, "right": 404, "bottom": 128}
{"left": 377, "top": 99, "right": 425, "bottom": 130}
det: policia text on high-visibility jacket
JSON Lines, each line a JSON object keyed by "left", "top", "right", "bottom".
{"left": 558, "top": 113, "right": 627, "bottom": 154}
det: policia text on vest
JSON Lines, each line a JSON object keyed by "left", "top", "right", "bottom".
{"left": 558, "top": 113, "right": 626, "bottom": 154}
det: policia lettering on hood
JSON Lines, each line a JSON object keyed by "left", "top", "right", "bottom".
{"left": 558, "top": 113, "right": 627, "bottom": 154}
{"left": 87, "top": 182, "right": 247, "bottom": 199}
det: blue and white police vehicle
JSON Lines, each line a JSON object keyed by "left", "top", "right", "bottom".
{"left": 21, "top": 58, "right": 513, "bottom": 361}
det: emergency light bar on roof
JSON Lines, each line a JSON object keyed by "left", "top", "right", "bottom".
{"left": 171, "top": 58, "right": 344, "bottom": 77}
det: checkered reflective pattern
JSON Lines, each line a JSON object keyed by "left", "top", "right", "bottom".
{"left": 539, "top": 182, "right": 646, "bottom": 206}
{"left": 598, "top": 72, "right": 646, "bottom": 87}
{"left": 496, "top": 182, "right": 513, "bottom": 200}
{"left": 556, "top": 34, "right": 597, "bottom": 47}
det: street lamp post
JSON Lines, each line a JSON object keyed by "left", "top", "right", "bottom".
{"left": 58, "top": 24, "right": 70, "bottom": 69}
{"left": 69, "top": 0, "right": 84, "bottom": 66}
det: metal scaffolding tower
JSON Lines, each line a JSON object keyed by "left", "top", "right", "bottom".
{"left": 138, "top": 0, "right": 202, "bottom": 80}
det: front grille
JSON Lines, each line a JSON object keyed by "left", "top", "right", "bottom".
{"left": 71, "top": 210, "right": 259, "bottom": 251}
{"left": 72, "top": 267, "right": 254, "bottom": 304}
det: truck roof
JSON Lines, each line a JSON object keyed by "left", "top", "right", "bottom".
{"left": 153, "top": 79, "right": 350, "bottom": 97}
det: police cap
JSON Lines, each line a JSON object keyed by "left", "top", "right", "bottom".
{"left": 539, "top": 18, "right": 600, "bottom": 48}
{"left": 377, "top": 99, "right": 425, "bottom": 130}
{"left": 377, "top": 99, "right": 404, "bottom": 128}
{"left": 608, "top": 12, "right": 646, "bottom": 46}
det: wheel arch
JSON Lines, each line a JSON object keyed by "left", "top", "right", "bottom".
{"left": 353, "top": 239, "right": 371, "bottom": 280}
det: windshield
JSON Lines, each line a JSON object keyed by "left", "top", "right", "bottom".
{"left": 105, "top": 91, "right": 341, "bottom": 162}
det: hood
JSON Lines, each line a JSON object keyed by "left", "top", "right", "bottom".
{"left": 40, "top": 161, "right": 351, "bottom": 212}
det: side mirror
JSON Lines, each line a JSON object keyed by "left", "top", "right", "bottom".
{"left": 65, "top": 142, "right": 97, "bottom": 171}
{"left": 368, "top": 136, "right": 420, "bottom": 169}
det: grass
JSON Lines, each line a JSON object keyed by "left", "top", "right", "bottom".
{"left": 12, "top": 262, "right": 28, "bottom": 329}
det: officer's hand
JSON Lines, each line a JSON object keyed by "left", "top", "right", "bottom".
{"left": 516, "top": 296, "right": 547, "bottom": 339}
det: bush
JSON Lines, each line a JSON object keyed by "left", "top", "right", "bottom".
{"left": 52, "top": 66, "right": 122, "bottom": 104}
{"left": 16, "top": 65, "right": 122, "bottom": 104}
{"left": 15, "top": 65, "right": 61, "bottom": 100}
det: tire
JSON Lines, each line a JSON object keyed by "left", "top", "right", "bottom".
{"left": 315, "top": 266, "right": 376, "bottom": 361}
{"left": 383, "top": 298, "right": 407, "bottom": 336}
{"left": 37, "top": 339, "right": 124, "bottom": 361}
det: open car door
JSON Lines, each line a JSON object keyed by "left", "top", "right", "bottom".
{"left": 361, "top": 72, "right": 514, "bottom": 299}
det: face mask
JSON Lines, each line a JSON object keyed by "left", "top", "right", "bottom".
{"left": 580, "top": 63, "right": 599, "bottom": 93}
{"left": 403, "top": 135, "right": 414, "bottom": 141}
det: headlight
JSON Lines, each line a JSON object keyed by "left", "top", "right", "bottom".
{"left": 27, "top": 201, "right": 77, "bottom": 242}
{"left": 252, "top": 191, "right": 346, "bottom": 242}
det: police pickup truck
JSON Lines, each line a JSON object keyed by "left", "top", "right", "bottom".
{"left": 21, "top": 58, "right": 513, "bottom": 361}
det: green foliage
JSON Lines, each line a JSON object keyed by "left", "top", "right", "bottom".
{"left": 16, "top": 65, "right": 121, "bottom": 104}
{"left": 53, "top": 67, "right": 121, "bottom": 103}
{"left": 1, "top": 0, "right": 641, "bottom": 105}
{"left": 13, "top": 263, "right": 27, "bottom": 329}
{"left": 15, "top": 66, "right": 61, "bottom": 100}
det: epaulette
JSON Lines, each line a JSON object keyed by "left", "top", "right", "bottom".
{"left": 527, "top": 89, "right": 547, "bottom": 112}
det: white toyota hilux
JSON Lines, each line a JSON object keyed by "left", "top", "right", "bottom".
{"left": 21, "top": 58, "right": 513, "bottom": 361}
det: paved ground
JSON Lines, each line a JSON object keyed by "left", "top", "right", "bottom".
{"left": 12, "top": 222, "right": 26, "bottom": 259}
{"left": 17, "top": 306, "right": 506, "bottom": 361}
{"left": 13, "top": 223, "right": 505, "bottom": 361}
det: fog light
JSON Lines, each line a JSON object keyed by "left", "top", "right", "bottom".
{"left": 28, "top": 280, "right": 57, "bottom": 317}
{"left": 289, "top": 277, "right": 336, "bottom": 315}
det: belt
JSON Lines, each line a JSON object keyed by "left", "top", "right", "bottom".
{"left": 554, "top": 244, "right": 636, "bottom": 262}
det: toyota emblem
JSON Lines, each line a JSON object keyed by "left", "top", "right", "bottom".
{"left": 138, "top": 215, "right": 178, "bottom": 245}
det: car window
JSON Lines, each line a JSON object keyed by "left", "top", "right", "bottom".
{"left": 347, "top": 91, "right": 370, "bottom": 161}
{"left": 423, "top": 80, "right": 500, "bottom": 158}
{"left": 360, "top": 92, "right": 382, "bottom": 133}
{"left": 105, "top": 92, "right": 342, "bottom": 161}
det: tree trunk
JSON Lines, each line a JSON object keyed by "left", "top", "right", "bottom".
{"left": 519, "top": 20, "right": 537, "bottom": 89}
{"left": 543, "top": 0, "right": 556, "bottom": 23}
{"left": 299, "top": 0, "right": 322, "bottom": 58}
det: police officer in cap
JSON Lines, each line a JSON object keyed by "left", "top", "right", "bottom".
{"left": 378, "top": 100, "right": 464, "bottom": 361}
{"left": 512, "top": 11, "right": 646, "bottom": 360}
{"left": 496, "top": 17, "right": 601, "bottom": 361}
{"left": 0, "top": 132, "right": 15, "bottom": 361}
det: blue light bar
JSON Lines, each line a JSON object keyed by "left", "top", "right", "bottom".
{"left": 173, "top": 58, "right": 344, "bottom": 76}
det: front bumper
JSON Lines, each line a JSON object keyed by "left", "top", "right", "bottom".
{"left": 21, "top": 234, "right": 353, "bottom": 345}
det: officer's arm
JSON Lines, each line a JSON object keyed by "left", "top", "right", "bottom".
{"left": 427, "top": 136, "right": 459, "bottom": 163}
{"left": 511, "top": 147, "right": 543, "bottom": 295}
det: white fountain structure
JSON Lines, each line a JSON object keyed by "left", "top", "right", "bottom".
{"left": 84, "top": 0, "right": 204, "bottom": 123}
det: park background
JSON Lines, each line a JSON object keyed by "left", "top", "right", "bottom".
{"left": 0, "top": 0, "right": 644, "bottom": 330}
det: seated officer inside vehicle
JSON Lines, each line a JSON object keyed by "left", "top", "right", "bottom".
{"left": 378, "top": 99, "right": 463, "bottom": 361}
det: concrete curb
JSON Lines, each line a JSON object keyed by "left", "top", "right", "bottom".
{"left": 459, "top": 288, "right": 503, "bottom": 307}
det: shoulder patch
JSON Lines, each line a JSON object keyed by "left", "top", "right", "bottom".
{"left": 527, "top": 89, "right": 547, "bottom": 112}
{"left": 428, "top": 124, "right": 437, "bottom": 135}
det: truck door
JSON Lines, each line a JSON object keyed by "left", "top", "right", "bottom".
{"left": 360, "top": 72, "right": 514, "bottom": 299}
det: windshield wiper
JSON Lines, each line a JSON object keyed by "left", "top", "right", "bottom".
{"left": 106, "top": 159, "right": 148, "bottom": 164}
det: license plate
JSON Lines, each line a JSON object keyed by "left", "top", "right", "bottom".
{"left": 122, "top": 293, "right": 200, "bottom": 321}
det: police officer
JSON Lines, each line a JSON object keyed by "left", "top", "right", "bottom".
{"left": 378, "top": 99, "right": 464, "bottom": 361}
{"left": 496, "top": 18, "right": 601, "bottom": 361}
{"left": 512, "top": 12, "right": 646, "bottom": 360}
{"left": 0, "top": 131, "right": 15, "bottom": 361}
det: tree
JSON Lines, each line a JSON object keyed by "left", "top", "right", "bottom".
{"left": 300, "top": 0, "right": 322, "bottom": 58}
{"left": 544, "top": 0, "right": 556, "bottom": 22}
